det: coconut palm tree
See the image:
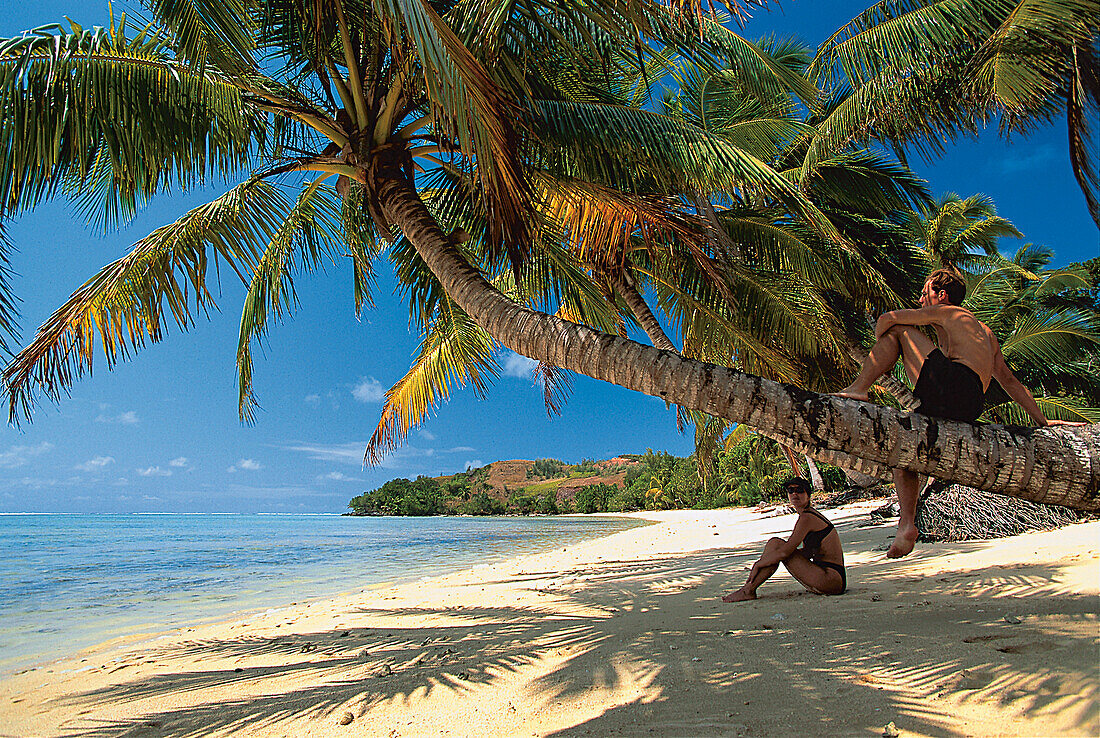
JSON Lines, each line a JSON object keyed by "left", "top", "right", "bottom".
{"left": 0, "top": 2, "right": 1096, "bottom": 509}
{"left": 965, "top": 244, "right": 1100, "bottom": 423}
{"left": 808, "top": 0, "right": 1100, "bottom": 227}
{"left": 902, "top": 192, "right": 1023, "bottom": 270}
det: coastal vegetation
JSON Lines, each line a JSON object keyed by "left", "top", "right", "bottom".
{"left": 347, "top": 445, "right": 851, "bottom": 516}
{"left": 0, "top": 1, "right": 1097, "bottom": 507}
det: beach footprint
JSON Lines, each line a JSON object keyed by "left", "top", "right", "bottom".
{"left": 995, "top": 640, "right": 1070, "bottom": 655}
{"left": 943, "top": 668, "right": 995, "bottom": 691}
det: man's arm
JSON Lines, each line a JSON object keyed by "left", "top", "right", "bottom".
{"left": 874, "top": 306, "right": 948, "bottom": 338}
{"left": 989, "top": 333, "right": 1050, "bottom": 426}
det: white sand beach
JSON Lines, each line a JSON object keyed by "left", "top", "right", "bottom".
{"left": 1, "top": 503, "right": 1097, "bottom": 737}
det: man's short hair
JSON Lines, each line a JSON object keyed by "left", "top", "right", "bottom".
{"left": 927, "top": 268, "right": 966, "bottom": 306}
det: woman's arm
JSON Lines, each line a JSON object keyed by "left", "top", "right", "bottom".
{"left": 756, "top": 513, "right": 815, "bottom": 566}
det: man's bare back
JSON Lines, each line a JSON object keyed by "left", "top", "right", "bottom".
{"left": 926, "top": 307, "right": 997, "bottom": 390}
{"left": 898, "top": 303, "right": 995, "bottom": 391}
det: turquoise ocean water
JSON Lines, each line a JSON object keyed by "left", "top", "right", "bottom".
{"left": 0, "top": 513, "right": 645, "bottom": 674}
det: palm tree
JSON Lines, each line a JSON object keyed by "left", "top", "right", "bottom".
{"left": 808, "top": 0, "right": 1100, "bottom": 227}
{"left": 902, "top": 192, "right": 1023, "bottom": 270}
{"left": 0, "top": 2, "right": 1096, "bottom": 510}
{"left": 965, "top": 244, "right": 1100, "bottom": 423}
{"left": 719, "top": 431, "right": 787, "bottom": 505}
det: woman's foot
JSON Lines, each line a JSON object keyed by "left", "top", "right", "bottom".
{"left": 721, "top": 588, "right": 756, "bottom": 603}
{"left": 886, "top": 525, "right": 919, "bottom": 558}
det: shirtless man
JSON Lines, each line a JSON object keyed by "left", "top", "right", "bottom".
{"left": 835, "top": 268, "right": 1063, "bottom": 558}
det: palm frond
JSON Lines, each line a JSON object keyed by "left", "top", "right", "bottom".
{"left": 143, "top": 0, "right": 258, "bottom": 74}
{"left": 533, "top": 360, "right": 574, "bottom": 417}
{"left": 237, "top": 178, "right": 346, "bottom": 423}
{"left": 338, "top": 181, "right": 382, "bottom": 317}
{"left": 982, "top": 394, "right": 1100, "bottom": 424}
{"left": 365, "top": 296, "right": 499, "bottom": 464}
{"left": 532, "top": 100, "right": 843, "bottom": 244}
{"left": 0, "top": 219, "right": 19, "bottom": 357}
{"left": 2, "top": 179, "right": 289, "bottom": 423}
{"left": 1067, "top": 40, "right": 1100, "bottom": 226}
{"left": 372, "top": 0, "right": 533, "bottom": 263}
{"left": 810, "top": 0, "right": 1007, "bottom": 88}
{"left": 0, "top": 18, "right": 266, "bottom": 222}
{"left": 999, "top": 311, "right": 1100, "bottom": 368}
{"left": 695, "top": 25, "right": 821, "bottom": 112}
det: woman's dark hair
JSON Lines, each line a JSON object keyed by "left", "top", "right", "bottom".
{"left": 783, "top": 477, "right": 812, "bottom": 496}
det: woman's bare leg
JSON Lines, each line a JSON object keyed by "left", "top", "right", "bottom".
{"left": 782, "top": 553, "right": 844, "bottom": 595}
{"left": 723, "top": 538, "right": 784, "bottom": 602}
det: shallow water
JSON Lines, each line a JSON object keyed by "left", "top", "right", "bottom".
{"left": 0, "top": 513, "right": 645, "bottom": 673}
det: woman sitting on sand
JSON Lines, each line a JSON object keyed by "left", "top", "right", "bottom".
{"left": 723, "top": 477, "right": 846, "bottom": 602}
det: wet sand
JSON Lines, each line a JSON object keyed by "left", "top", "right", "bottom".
{"left": 1, "top": 503, "right": 1096, "bottom": 737}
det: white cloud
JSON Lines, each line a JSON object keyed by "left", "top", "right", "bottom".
{"left": 75, "top": 456, "right": 115, "bottom": 472}
{"left": 228, "top": 458, "right": 263, "bottom": 473}
{"left": 0, "top": 442, "right": 55, "bottom": 469}
{"left": 464, "top": 460, "right": 483, "bottom": 471}
{"left": 319, "top": 471, "right": 360, "bottom": 482}
{"left": 502, "top": 351, "right": 538, "bottom": 378}
{"left": 1000, "top": 143, "right": 1058, "bottom": 173}
{"left": 304, "top": 394, "right": 321, "bottom": 404}
{"left": 0, "top": 443, "right": 53, "bottom": 468}
{"left": 169, "top": 457, "right": 189, "bottom": 468}
{"left": 283, "top": 439, "right": 474, "bottom": 473}
{"left": 11, "top": 476, "right": 61, "bottom": 489}
{"left": 95, "top": 411, "right": 139, "bottom": 425}
{"left": 137, "top": 466, "right": 171, "bottom": 477}
{"left": 418, "top": 429, "right": 436, "bottom": 441}
{"left": 282, "top": 442, "right": 365, "bottom": 465}
{"left": 351, "top": 377, "right": 386, "bottom": 403}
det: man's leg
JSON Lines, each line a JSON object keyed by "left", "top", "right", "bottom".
{"left": 888, "top": 468, "right": 920, "bottom": 558}
{"left": 835, "top": 326, "right": 936, "bottom": 401}
{"left": 834, "top": 325, "right": 935, "bottom": 558}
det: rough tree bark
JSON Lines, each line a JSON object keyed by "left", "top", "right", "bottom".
{"left": 610, "top": 269, "right": 678, "bottom": 352}
{"left": 374, "top": 168, "right": 1100, "bottom": 511}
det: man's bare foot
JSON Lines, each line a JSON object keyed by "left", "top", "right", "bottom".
{"left": 886, "top": 526, "right": 919, "bottom": 558}
{"left": 831, "top": 385, "right": 869, "bottom": 402}
{"left": 722, "top": 589, "right": 756, "bottom": 603}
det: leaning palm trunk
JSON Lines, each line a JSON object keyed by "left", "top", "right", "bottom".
{"left": 611, "top": 270, "right": 678, "bottom": 352}
{"left": 804, "top": 454, "right": 824, "bottom": 490}
{"left": 375, "top": 170, "right": 1100, "bottom": 511}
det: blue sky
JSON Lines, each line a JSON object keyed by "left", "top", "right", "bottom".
{"left": 0, "top": 1, "right": 1096, "bottom": 513}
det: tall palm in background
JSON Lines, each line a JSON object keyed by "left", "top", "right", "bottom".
{"left": 902, "top": 192, "right": 1023, "bottom": 269}
{"left": 966, "top": 245, "right": 1100, "bottom": 423}
{"left": 0, "top": 1, "right": 1095, "bottom": 507}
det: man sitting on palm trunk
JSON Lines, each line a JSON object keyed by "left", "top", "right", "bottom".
{"left": 834, "top": 268, "right": 1070, "bottom": 558}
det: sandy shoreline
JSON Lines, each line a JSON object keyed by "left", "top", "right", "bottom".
{"left": 1, "top": 503, "right": 1097, "bottom": 737}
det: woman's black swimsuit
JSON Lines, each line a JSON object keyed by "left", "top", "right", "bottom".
{"left": 800, "top": 508, "right": 846, "bottom": 594}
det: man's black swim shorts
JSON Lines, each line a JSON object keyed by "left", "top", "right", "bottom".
{"left": 913, "top": 348, "right": 984, "bottom": 422}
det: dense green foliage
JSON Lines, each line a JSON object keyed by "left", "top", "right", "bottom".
{"left": 528, "top": 459, "right": 565, "bottom": 479}
{"left": 348, "top": 443, "right": 850, "bottom": 516}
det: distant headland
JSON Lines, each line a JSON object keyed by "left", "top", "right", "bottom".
{"left": 345, "top": 447, "right": 851, "bottom": 516}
